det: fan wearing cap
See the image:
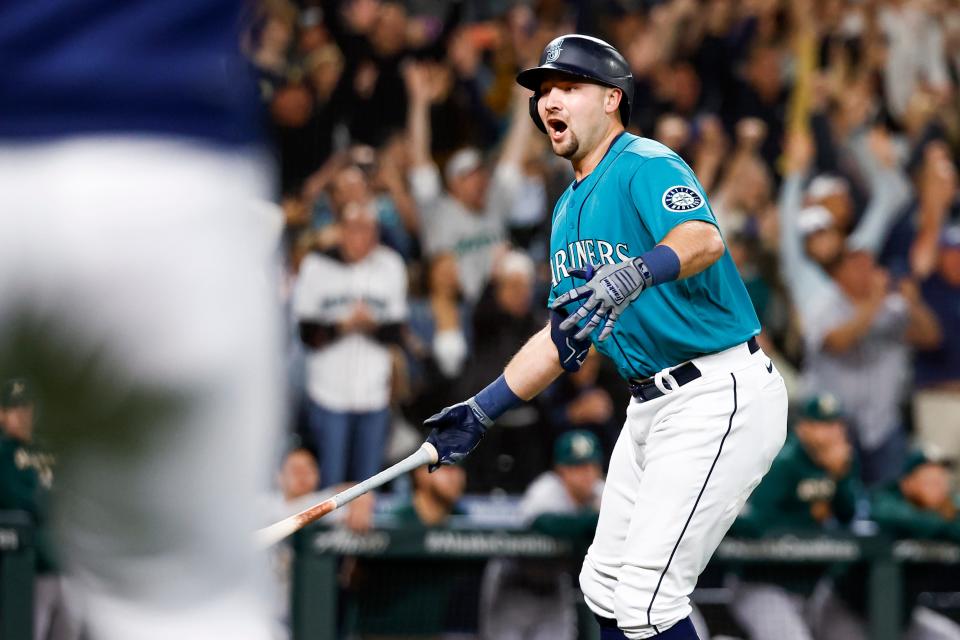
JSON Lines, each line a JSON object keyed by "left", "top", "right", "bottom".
{"left": 403, "top": 61, "right": 533, "bottom": 303}
{"left": 727, "top": 393, "right": 862, "bottom": 640}
{"left": 780, "top": 134, "right": 942, "bottom": 487}
{"left": 798, "top": 245, "right": 941, "bottom": 485}
{"left": 0, "top": 379, "right": 78, "bottom": 639}
{"left": 423, "top": 34, "right": 788, "bottom": 640}
{"left": 796, "top": 205, "right": 845, "bottom": 271}
{"left": 805, "top": 174, "right": 853, "bottom": 233}
{"left": 480, "top": 430, "right": 605, "bottom": 640}
{"left": 778, "top": 127, "right": 912, "bottom": 328}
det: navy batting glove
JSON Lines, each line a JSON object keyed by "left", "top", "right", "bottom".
{"left": 424, "top": 400, "right": 490, "bottom": 472}
{"left": 550, "top": 309, "right": 591, "bottom": 372}
{"left": 424, "top": 375, "right": 522, "bottom": 472}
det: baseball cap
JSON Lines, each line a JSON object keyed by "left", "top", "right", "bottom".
{"left": 444, "top": 147, "right": 483, "bottom": 182}
{"left": 0, "top": 378, "right": 32, "bottom": 409}
{"left": 940, "top": 224, "right": 960, "bottom": 250}
{"left": 554, "top": 430, "right": 603, "bottom": 466}
{"left": 806, "top": 174, "right": 849, "bottom": 201}
{"left": 799, "top": 393, "right": 844, "bottom": 422}
{"left": 797, "top": 206, "right": 835, "bottom": 238}
{"left": 498, "top": 249, "right": 535, "bottom": 280}
{"left": 902, "top": 444, "right": 953, "bottom": 476}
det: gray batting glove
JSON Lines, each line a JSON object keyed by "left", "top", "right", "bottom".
{"left": 550, "top": 258, "right": 653, "bottom": 341}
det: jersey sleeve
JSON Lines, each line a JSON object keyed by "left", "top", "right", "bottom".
{"left": 292, "top": 255, "right": 325, "bottom": 320}
{"left": 409, "top": 163, "right": 442, "bottom": 211}
{"left": 629, "top": 155, "right": 718, "bottom": 242}
{"left": 486, "top": 161, "right": 523, "bottom": 223}
{"left": 383, "top": 251, "right": 409, "bottom": 322}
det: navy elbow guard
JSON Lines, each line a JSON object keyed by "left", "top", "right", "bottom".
{"left": 551, "top": 310, "right": 592, "bottom": 372}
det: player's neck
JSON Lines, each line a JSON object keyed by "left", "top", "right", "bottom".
{"left": 572, "top": 125, "right": 625, "bottom": 181}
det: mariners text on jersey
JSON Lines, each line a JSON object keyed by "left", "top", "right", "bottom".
{"left": 551, "top": 239, "right": 633, "bottom": 286}
{"left": 548, "top": 132, "right": 761, "bottom": 379}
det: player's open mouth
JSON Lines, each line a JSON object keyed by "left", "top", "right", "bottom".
{"left": 547, "top": 118, "right": 567, "bottom": 140}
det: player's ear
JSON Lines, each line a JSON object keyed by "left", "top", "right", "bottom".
{"left": 605, "top": 88, "right": 622, "bottom": 117}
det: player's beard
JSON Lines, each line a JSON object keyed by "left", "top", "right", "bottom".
{"left": 551, "top": 129, "right": 580, "bottom": 159}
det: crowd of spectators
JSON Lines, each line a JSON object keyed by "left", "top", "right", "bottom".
{"left": 257, "top": 0, "right": 960, "bottom": 493}
{"left": 247, "top": 0, "right": 960, "bottom": 636}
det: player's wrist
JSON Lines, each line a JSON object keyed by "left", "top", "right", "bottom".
{"left": 471, "top": 374, "right": 523, "bottom": 426}
{"left": 634, "top": 244, "right": 680, "bottom": 286}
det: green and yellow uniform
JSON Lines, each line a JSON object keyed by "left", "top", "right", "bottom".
{"left": 732, "top": 435, "right": 861, "bottom": 594}
{"left": 836, "top": 455, "right": 960, "bottom": 624}
{"left": 0, "top": 432, "right": 57, "bottom": 573}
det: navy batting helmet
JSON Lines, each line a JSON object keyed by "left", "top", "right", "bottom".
{"left": 516, "top": 34, "right": 634, "bottom": 134}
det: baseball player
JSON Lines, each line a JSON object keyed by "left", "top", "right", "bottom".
{"left": 0, "top": 379, "right": 80, "bottom": 640}
{"left": 423, "top": 35, "right": 788, "bottom": 639}
{"left": 0, "top": 3, "right": 281, "bottom": 639}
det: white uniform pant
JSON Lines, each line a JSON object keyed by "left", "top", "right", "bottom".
{"left": 580, "top": 341, "right": 787, "bottom": 638}
{"left": 0, "top": 138, "right": 283, "bottom": 640}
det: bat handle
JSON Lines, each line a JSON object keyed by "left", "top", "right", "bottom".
{"left": 255, "top": 442, "right": 439, "bottom": 548}
{"left": 332, "top": 442, "right": 437, "bottom": 508}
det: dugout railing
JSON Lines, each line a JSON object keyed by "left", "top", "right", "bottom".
{"left": 291, "top": 524, "right": 958, "bottom": 640}
{"left": 2, "top": 510, "right": 959, "bottom": 640}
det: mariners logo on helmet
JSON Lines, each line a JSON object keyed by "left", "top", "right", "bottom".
{"left": 662, "top": 186, "right": 704, "bottom": 212}
{"left": 544, "top": 38, "right": 564, "bottom": 63}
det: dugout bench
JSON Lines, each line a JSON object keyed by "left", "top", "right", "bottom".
{"left": 1, "top": 510, "right": 959, "bottom": 640}
{"left": 292, "top": 524, "right": 960, "bottom": 640}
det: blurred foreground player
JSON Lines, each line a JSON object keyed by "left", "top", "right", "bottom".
{"left": 0, "top": 3, "right": 282, "bottom": 639}
{"left": 423, "top": 35, "right": 787, "bottom": 639}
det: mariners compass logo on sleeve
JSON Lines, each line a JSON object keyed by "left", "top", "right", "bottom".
{"left": 662, "top": 186, "right": 704, "bottom": 212}
{"left": 544, "top": 38, "right": 564, "bottom": 63}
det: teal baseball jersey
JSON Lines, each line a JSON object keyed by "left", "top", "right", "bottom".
{"left": 548, "top": 132, "right": 760, "bottom": 379}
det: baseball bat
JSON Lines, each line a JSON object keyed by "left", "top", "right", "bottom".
{"left": 255, "top": 442, "right": 439, "bottom": 548}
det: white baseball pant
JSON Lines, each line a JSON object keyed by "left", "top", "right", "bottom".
{"left": 580, "top": 340, "right": 788, "bottom": 638}
{"left": 0, "top": 137, "right": 283, "bottom": 640}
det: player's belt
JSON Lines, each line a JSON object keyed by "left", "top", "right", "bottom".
{"left": 628, "top": 337, "right": 760, "bottom": 403}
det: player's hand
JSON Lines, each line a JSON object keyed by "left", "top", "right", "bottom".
{"left": 550, "top": 258, "right": 653, "bottom": 341}
{"left": 550, "top": 309, "right": 591, "bottom": 372}
{"left": 424, "top": 400, "right": 489, "bottom": 472}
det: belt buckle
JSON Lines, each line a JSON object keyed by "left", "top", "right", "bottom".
{"left": 629, "top": 375, "right": 653, "bottom": 401}
{"left": 629, "top": 378, "right": 662, "bottom": 403}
